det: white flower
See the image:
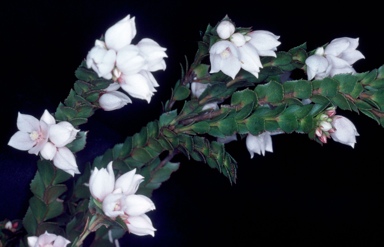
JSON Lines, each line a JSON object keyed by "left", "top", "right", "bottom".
{"left": 119, "top": 71, "right": 157, "bottom": 103}
{"left": 216, "top": 19, "right": 235, "bottom": 39}
{"left": 209, "top": 40, "right": 241, "bottom": 79}
{"left": 305, "top": 37, "right": 365, "bottom": 80}
{"left": 99, "top": 83, "right": 132, "bottom": 111}
{"left": 86, "top": 40, "right": 117, "bottom": 80}
{"left": 124, "top": 214, "right": 157, "bottom": 237}
{"left": 104, "top": 14, "right": 137, "bottom": 51}
{"left": 89, "top": 163, "right": 157, "bottom": 237}
{"left": 27, "top": 231, "right": 70, "bottom": 247}
{"left": 137, "top": 38, "right": 168, "bottom": 72}
{"left": 330, "top": 115, "right": 359, "bottom": 148}
{"left": 116, "top": 44, "right": 147, "bottom": 75}
{"left": 49, "top": 122, "right": 79, "bottom": 147}
{"left": 89, "top": 162, "right": 116, "bottom": 202}
{"left": 237, "top": 42, "right": 263, "bottom": 78}
{"left": 8, "top": 111, "right": 50, "bottom": 155}
{"left": 246, "top": 132, "right": 273, "bottom": 158}
{"left": 246, "top": 30, "right": 281, "bottom": 57}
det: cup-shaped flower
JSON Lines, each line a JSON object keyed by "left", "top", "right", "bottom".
{"left": 246, "top": 30, "right": 281, "bottom": 57}
{"left": 324, "top": 37, "right": 365, "bottom": 65}
{"left": 330, "top": 115, "right": 359, "bottom": 148}
{"left": 104, "top": 14, "right": 137, "bottom": 51}
{"left": 216, "top": 19, "right": 235, "bottom": 39}
{"left": 246, "top": 132, "right": 273, "bottom": 158}
{"left": 123, "top": 195, "right": 156, "bottom": 216}
{"left": 86, "top": 40, "right": 117, "bottom": 80}
{"left": 119, "top": 71, "right": 157, "bottom": 103}
{"left": 102, "top": 193, "right": 126, "bottom": 218}
{"left": 137, "top": 38, "right": 168, "bottom": 72}
{"left": 8, "top": 112, "right": 50, "bottom": 155}
{"left": 305, "top": 48, "right": 329, "bottom": 80}
{"left": 209, "top": 40, "right": 241, "bottom": 79}
{"left": 27, "top": 231, "right": 70, "bottom": 247}
{"left": 89, "top": 162, "right": 116, "bottom": 202}
{"left": 124, "top": 214, "right": 157, "bottom": 237}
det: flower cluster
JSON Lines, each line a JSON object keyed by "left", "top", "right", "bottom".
{"left": 305, "top": 37, "right": 365, "bottom": 80}
{"left": 86, "top": 15, "right": 168, "bottom": 107}
{"left": 209, "top": 17, "right": 281, "bottom": 79}
{"left": 8, "top": 110, "right": 80, "bottom": 176}
{"left": 89, "top": 162, "right": 157, "bottom": 236}
{"left": 315, "top": 107, "right": 359, "bottom": 148}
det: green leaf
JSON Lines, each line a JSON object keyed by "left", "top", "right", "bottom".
{"left": 318, "top": 78, "right": 338, "bottom": 97}
{"left": 278, "top": 111, "right": 298, "bottom": 133}
{"left": 331, "top": 94, "right": 351, "bottom": 110}
{"left": 149, "top": 162, "right": 180, "bottom": 183}
{"left": 360, "top": 69, "right": 377, "bottom": 85}
{"left": 173, "top": 85, "right": 190, "bottom": 101}
{"left": 29, "top": 197, "right": 46, "bottom": 222}
{"left": 231, "top": 88, "right": 257, "bottom": 106}
{"left": 293, "top": 80, "right": 313, "bottom": 99}
{"left": 45, "top": 200, "right": 64, "bottom": 221}
{"left": 30, "top": 172, "right": 45, "bottom": 199}
{"left": 334, "top": 74, "right": 358, "bottom": 94}
{"left": 271, "top": 51, "right": 292, "bottom": 66}
{"left": 146, "top": 121, "right": 159, "bottom": 138}
{"left": 310, "top": 95, "right": 330, "bottom": 105}
{"left": 131, "top": 148, "right": 153, "bottom": 163}
{"left": 45, "top": 185, "right": 67, "bottom": 204}
{"left": 119, "top": 137, "right": 132, "bottom": 158}
{"left": 245, "top": 112, "right": 265, "bottom": 135}
{"left": 254, "top": 80, "right": 284, "bottom": 103}
{"left": 159, "top": 110, "right": 178, "bottom": 127}
{"left": 191, "top": 121, "right": 210, "bottom": 134}
{"left": 75, "top": 66, "right": 99, "bottom": 82}
{"left": 22, "top": 208, "right": 37, "bottom": 235}
{"left": 217, "top": 117, "right": 237, "bottom": 136}
{"left": 132, "top": 127, "right": 148, "bottom": 147}
{"left": 147, "top": 137, "right": 165, "bottom": 153}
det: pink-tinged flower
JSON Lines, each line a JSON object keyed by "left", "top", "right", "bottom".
{"left": 51, "top": 147, "right": 80, "bottom": 176}
{"left": 90, "top": 163, "right": 157, "bottom": 237}
{"left": 246, "top": 30, "right": 281, "bottom": 57}
{"left": 209, "top": 40, "right": 241, "bottom": 79}
{"left": 86, "top": 40, "right": 117, "bottom": 80}
{"left": 27, "top": 231, "right": 70, "bottom": 247}
{"left": 246, "top": 132, "right": 273, "bottom": 158}
{"left": 330, "top": 115, "right": 359, "bottom": 148}
{"left": 137, "top": 38, "right": 168, "bottom": 72}
{"left": 89, "top": 162, "right": 116, "bottom": 202}
{"left": 99, "top": 83, "right": 132, "bottom": 111}
{"left": 216, "top": 19, "right": 235, "bottom": 39}
{"left": 8, "top": 111, "right": 50, "bottom": 155}
{"left": 104, "top": 14, "right": 137, "bottom": 51}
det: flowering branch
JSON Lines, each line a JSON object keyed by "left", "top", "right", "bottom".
{"left": 2, "top": 13, "right": 384, "bottom": 247}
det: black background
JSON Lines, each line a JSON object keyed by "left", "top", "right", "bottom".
{"left": 1, "top": 1, "right": 384, "bottom": 246}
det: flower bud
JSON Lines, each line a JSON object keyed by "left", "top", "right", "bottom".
{"left": 99, "top": 91, "right": 132, "bottom": 111}
{"left": 216, "top": 20, "right": 235, "bottom": 39}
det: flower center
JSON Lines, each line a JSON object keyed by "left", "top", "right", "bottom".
{"left": 29, "top": 131, "right": 40, "bottom": 141}
{"left": 220, "top": 48, "right": 231, "bottom": 59}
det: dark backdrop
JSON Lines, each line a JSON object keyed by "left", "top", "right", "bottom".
{"left": 1, "top": 1, "right": 384, "bottom": 246}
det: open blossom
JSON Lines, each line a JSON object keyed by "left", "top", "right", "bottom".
{"left": 8, "top": 110, "right": 80, "bottom": 176}
{"left": 330, "top": 115, "right": 359, "bottom": 148}
{"left": 137, "top": 38, "right": 168, "bottom": 72}
{"left": 209, "top": 40, "right": 241, "bottom": 79}
{"left": 27, "top": 231, "right": 70, "bottom": 247}
{"left": 305, "top": 37, "right": 365, "bottom": 80}
{"left": 89, "top": 162, "right": 156, "bottom": 237}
